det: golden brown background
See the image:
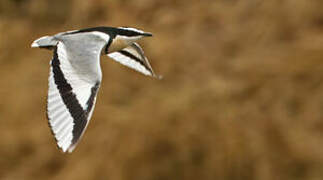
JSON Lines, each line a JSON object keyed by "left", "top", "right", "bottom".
{"left": 1, "top": 0, "right": 323, "bottom": 179}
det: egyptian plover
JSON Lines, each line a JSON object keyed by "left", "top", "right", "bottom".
{"left": 31, "top": 26, "right": 160, "bottom": 153}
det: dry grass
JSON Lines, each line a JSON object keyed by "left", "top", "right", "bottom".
{"left": 1, "top": 0, "right": 323, "bottom": 179}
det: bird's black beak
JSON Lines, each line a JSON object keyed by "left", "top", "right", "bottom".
{"left": 142, "top": 32, "right": 153, "bottom": 37}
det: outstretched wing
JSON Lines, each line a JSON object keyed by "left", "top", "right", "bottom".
{"left": 108, "top": 43, "right": 161, "bottom": 78}
{"left": 47, "top": 37, "right": 105, "bottom": 152}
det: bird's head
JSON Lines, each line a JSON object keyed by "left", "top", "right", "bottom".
{"left": 107, "top": 27, "right": 152, "bottom": 53}
{"left": 64, "top": 26, "right": 152, "bottom": 54}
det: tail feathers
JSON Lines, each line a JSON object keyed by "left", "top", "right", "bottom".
{"left": 31, "top": 36, "right": 57, "bottom": 49}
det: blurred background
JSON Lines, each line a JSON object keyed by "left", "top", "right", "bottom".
{"left": 1, "top": 0, "right": 323, "bottom": 179}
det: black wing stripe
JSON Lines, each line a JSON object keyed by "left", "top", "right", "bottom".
{"left": 119, "top": 50, "right": 152, "bottom": 74}
{"left": 86, "top": 83, "right": 100, "bottom": 114}
{"left": 51, "top": 47, "right": 88, "bottom": 145}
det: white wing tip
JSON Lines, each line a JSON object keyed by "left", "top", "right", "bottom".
{"left": 67, "top": 144, "right": 77, "bottom": 153}
{"left": 31, "top": 41, "right": 39, "bottom": 48}
{"left": 58, "top": 140, "right": 74, "bottom": 153}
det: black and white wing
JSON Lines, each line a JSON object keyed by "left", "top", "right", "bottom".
{"left": 108, "top": 43, "right": 161, "bottom": 78}
{"left": 47, "top": 36, "right": 105, "bottom": 153}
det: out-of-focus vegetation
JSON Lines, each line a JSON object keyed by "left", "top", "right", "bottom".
{"left": 1, "top": 0, "right": 323, "bottom": 179}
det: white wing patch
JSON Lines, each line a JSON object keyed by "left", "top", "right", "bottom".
{"left": 108, "top": 43, "right": 160, "bottom": 78}
{"left": 59, "top": 52, "right": 93, "bottom": 109}
{"left": 47, "top": 42, "right": 101, "bottom": 153}
{"left": 47, "top": 64, "right": 75, "bottom": 152}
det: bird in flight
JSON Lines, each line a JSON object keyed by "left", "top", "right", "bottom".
{"left": 31, "top": 26, "right": 160, "bottom": 153}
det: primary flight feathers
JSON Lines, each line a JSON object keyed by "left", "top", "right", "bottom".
{"left": 31, "top": 26, "right": 160, "bottom": 152}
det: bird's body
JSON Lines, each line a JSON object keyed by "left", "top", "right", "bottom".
{"left": 31, "top": 26, "right": 159, "bottom": 152}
